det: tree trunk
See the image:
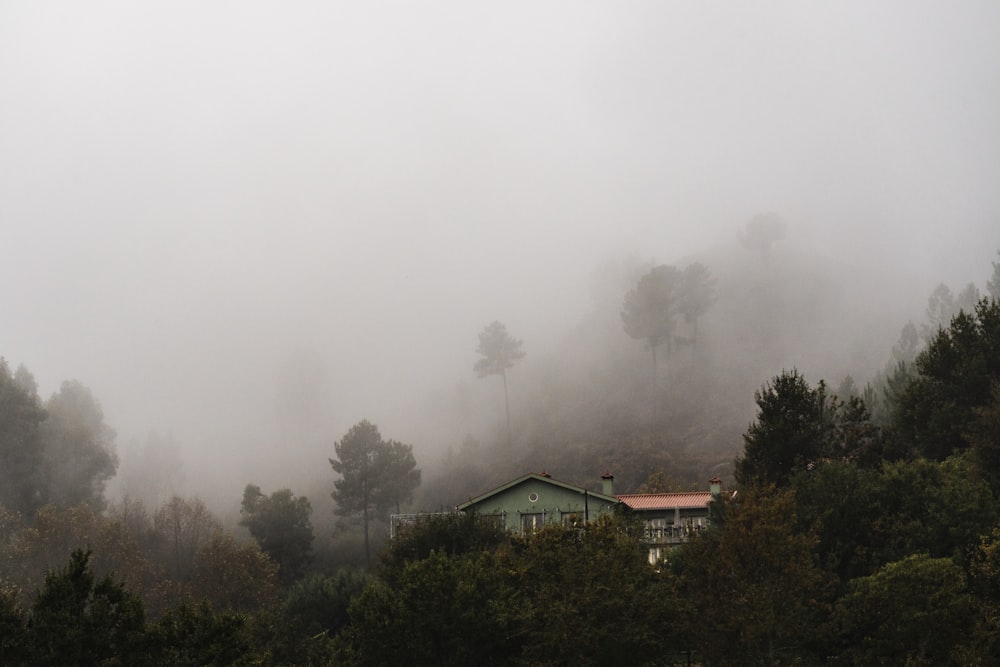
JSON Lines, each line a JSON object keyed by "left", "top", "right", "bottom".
{"left": 650, "top": 342, "right": 659, "bottom": 423}
{"left": 362, "top": 450, "right": 370, "bottom": 568}
{"left": 363, "top": 500, "right": 370, "bottom": 568}
{"left": 503, "top": 370, "right": 511, "bottom": 448}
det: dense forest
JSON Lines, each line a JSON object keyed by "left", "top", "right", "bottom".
{"left": 2, "top": 245, "right": 1000, "bottom": 665}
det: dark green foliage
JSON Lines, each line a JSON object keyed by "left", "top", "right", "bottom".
{"left": 895, "top": 297, "right": 1000, "bottom": 460}
{"left": 968, "top": 525, "right": 1000, "bottom": 661}
{"left": 338, "top": 514, "right": 684, "bottom": 667}
{"left": 379, "top": 511, "right": 508, "bottom": 583}
{"left": 836, "top": 395, "right": 886, "bottom": 467}
{"left": 6, "top": 549, "right": 334, "bottom": 666}
{"left": 969, "top": 524, "right": 1000, "bottom": 605}
{"left": 735, "top": 370, "right": 838, "bottom": 488}
{"left": 0, "top": 587, "right": 27, "bottom": 665}
{"left": 240, "top": 484, "right": 314, "bottom": 584}
{"left": 834, "top": 554, "right": 978, "bottom": 666}
{"left": 511, "top": 515, "right": 685, "bottom": 666}
{"left": 147, "top": 602, "right": 252, "bottom": 666}
{"left": 285, "top": 570, "right": 368, "bottom": 636}
{"left": 330, "top": 420, "right": 421, "bottom": 566}
{"left": 28, "top": 549, "right": 148, "bottom": 666}
{"left": 792, "top": 456, "right": 998, "bottom": 584}
{"left": 339, "top": 549, "right": 520, "bottom": 667}
{"left": 736, "top": 370, "right": 888, "bottom": 490}
{"left": 970, "top": 384, "right": 1000, "bottom": 497}
{"left": 673, "top": 487, "right": 832, "bottom": 666}
{"left": 338, "top": 512, "right": 514, "bottom": 664}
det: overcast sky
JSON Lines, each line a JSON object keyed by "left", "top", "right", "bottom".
{"left": 2, "top": 2, "right": 1000, "bottom": 483}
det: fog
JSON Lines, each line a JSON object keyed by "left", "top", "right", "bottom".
{"left": 3, "top": 2, "right": 1000, "bottom": 505}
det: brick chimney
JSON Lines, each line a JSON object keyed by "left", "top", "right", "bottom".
{"left": 601, "top": 471, "right": 615, "bottom": 496}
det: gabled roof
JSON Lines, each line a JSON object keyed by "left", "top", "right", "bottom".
{"left": 457, "top": 473, "right": 619, "bottom": 511}
{"left": 616, "top": 492, "right": 713, "bottom": 510}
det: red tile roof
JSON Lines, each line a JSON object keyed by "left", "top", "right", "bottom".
{"left": 616, "top": 492, "right": 713, "bottom": 510}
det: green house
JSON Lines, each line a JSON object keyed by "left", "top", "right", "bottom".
{"left": 456, "top": 472, "right": 620, "bottom": 533}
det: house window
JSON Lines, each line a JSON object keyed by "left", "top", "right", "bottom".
{"left": 562, "top": 511, "right": 583, "bottom": 527}
{"left": 521, "top": 513, "right": 544, "bottom": 533}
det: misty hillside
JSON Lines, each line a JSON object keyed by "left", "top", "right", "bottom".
{"left": 419, "top": 234, "right": 935, "bottom": 507}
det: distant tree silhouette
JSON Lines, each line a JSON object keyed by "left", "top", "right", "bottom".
{"left": 474, "top": 321, "right": 525, "bottom": 448}
{"left": 153, "top": 496, "right": 221, "bottom": 583}
{"left": 0, "top": 359, "right": 47, "bottom": 515}
{"left": 40, "top": 380, "right": 118, "bottom": 510}
{"left": 678, "top": 262, "right": 716, "bottom": 351}
{"left": 922, "top": 282, "right": 980, "bottom": 341}
{"left": 988, "top": 249, "right": 1000, "bottom": 300}
{"left": 622, "top": 264, "right": 681, "bottom": 377}
{"left": 739, "top": 212, "right": 787, "bottom": 258}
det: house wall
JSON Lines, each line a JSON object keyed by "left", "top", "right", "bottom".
{"left": 464, "top": 478, "right": 618, "bottom": 533}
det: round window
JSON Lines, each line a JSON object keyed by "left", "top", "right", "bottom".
{"left": 528, "top": 492, "right": 539, "bottom": 503}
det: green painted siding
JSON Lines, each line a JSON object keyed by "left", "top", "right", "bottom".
{"left": 459, "top": 475, "right": 619, "bottom": 533}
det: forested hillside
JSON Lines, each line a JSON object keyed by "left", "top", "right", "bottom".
{"left": 2, "top": 249, "right": 999, "bottom": 664}
{"left": 420, "top": 237, "right": 938, "bottom": 506}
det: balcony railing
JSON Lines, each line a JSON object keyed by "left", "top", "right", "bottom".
{"left": 642, "top": 523, "right": 705, "bottom": 544}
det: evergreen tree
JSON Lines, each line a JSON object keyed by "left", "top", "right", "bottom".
{"left": 734, "top": 370, "right": 838, "bottom": 488}
{"left": 678, "top": 262, "right": 716, "bottom": 351}
{"left": 621, "top": 264, "right": 682, "bottom": 374}
{"left": 474, "top": 321, "right": 525, "bottom": 448}
{"left": 835, "top": 555, "right": 978, "bottom": 665}
{"left": 895, "top": 298, "right": 1000, "bottom": 460}
{"left": 330, "top": 420, "right": 420, "bottom": 567}
{"left": 240, "top": 484, "right": 314, "bottom": 584}
{"left": 28, "top": 549, "right": 148, "bottom": 666}
{"left": 674, "top": 487, "right": 831, "bottom": 665}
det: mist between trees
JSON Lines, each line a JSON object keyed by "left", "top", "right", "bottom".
{"left": 1, "top": 242, "right": 1000, "bottom": 664}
